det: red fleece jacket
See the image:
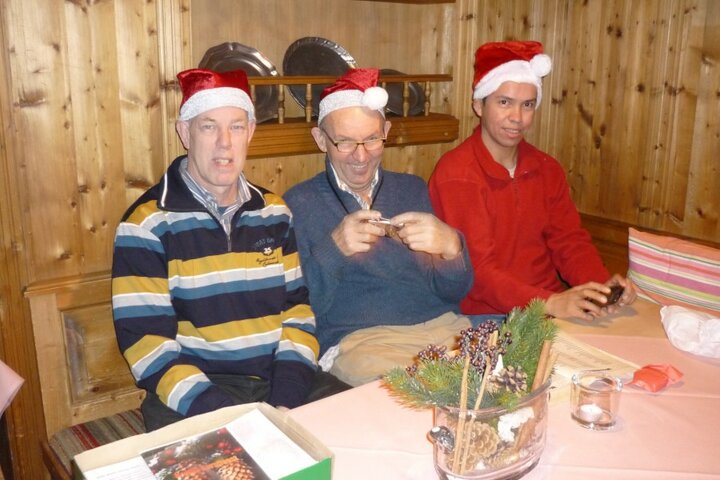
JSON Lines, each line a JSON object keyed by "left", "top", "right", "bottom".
{"left": 429, "top": 126, "right": 609, "bottom": 314}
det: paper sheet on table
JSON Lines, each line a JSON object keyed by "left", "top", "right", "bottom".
{"left": 549, "top": 331, "right": 639, "bottom": 403}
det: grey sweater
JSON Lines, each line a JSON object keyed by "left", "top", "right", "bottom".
{"left": 284, "top": 162, "right": 474, "bottom": 355}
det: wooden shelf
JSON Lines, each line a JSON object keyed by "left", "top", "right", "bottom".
{"left": 249, "top": 113, "right": 458, "bottom": 159}
{"left": 246, "top": 74, "right": 458, "bottom": 158}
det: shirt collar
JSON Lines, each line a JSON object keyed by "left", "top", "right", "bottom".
{"left": 179, "top": 157, "right": 252, "bottom": 210}
{"left": 328, "top": 162, "right": 379, "bottom": 210}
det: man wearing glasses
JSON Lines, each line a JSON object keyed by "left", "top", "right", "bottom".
{"left": 284, "top": 68, "right": 473, "bottom": 387}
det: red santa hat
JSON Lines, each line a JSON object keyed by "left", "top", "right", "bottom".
{"left": 177, "top": 68, "right": 255, "bottom": 122}
{"left": 472, "top": 41, "right": 552, "bottom": 107}
{"left": 318, "top": 68, "right": 389, "bottom": 125}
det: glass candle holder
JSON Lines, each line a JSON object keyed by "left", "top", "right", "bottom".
{"left": 570, "top": 370, "right": 623, "bottom": 430}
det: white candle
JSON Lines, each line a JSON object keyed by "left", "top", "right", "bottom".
{"left": 578, "top": 403, "right": 603, "bottom": 422}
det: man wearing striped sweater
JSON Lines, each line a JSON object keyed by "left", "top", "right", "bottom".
{"left": 111, "top": 68, "right": 348, "bottom": 431}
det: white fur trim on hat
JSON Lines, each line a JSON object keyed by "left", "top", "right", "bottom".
{"left": 473, "top": 54, "right": 552, "bottom": 108}
{"left": 178, "top": 87, "right": 255, "bottom": 122}
{"left": 318, "top": 87, "right": 388, "bottom": 124}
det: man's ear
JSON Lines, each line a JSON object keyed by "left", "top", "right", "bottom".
{"left": 472, "top": 99, "right": 483, "bottom": 118}
{"left": 311, "top": 126, "right": 327, "bottom": 152}
{"left": 247, "top": 120, "right": 256, "bottom": 144}
{"left": 383, "top": 120, "right": 392, "bottom": 137}
{"left": 176, "top": 120, "right": 190, "bottom": 149}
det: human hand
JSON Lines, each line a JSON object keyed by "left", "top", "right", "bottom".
{"left": 545, "top": 281, "right": 615, "bottom": 321}
{"left": 601, "top": 274, "right": 637, "bottom": 314}
{"left": 389, "top": 212, "right": 462, "bottom": 259}
{"left": 331, "top": 209, "right": 386, "bottom": 256}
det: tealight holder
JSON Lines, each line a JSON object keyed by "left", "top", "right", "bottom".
{"left": 570, "top": 370, "right": 622, "bottom": 430}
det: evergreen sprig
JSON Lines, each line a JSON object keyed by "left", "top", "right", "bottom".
{"left": 382, "top": 300, "right": 555, "bottom": 409}
{"left": 500, "top": 299, "right": 557, "bottom": 388}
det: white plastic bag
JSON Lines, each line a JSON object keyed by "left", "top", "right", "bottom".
{"left": 660, "top": 305, "right": 720, "bottom": 358}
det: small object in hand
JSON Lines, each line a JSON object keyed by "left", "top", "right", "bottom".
{"left": 367, "top": 217, "right": 403, "bottom": 240}
{"left": 589, "top": 284, "right": 624, "bottom": 307}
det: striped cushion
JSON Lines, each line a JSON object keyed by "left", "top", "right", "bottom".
{"left": 47, "top": 409, "right": 145, "bottom": 476}
{"left": 628, "top": 228, "right": 720, "bottom": 314}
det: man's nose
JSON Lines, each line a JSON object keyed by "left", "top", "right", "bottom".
{"left": 352, "top": 143, "right": 371, "bottom": 161}
{"left": 509, "top": 106, "right": 523, "bottom": 123}
{"left": 217, "top": 128, "right": 232, "bottom": 147}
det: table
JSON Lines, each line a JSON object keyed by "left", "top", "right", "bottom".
{"left": 289, "top": 299, "right": 720, "bottom": 479}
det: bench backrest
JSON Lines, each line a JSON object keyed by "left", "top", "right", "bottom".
{"left": 25, "top": 273, "right": 143, "bottom": 438}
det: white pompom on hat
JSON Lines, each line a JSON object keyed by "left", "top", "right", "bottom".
{"left": 318, "top": 68, "right": 388, "bottom": 125}
{"left": 472, "top": 41, "right": 552, "bottom": 108}
{"left": 177, "top": 68, "right": 256, "bottom": 122}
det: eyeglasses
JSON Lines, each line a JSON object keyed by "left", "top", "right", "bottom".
{"left": 320, "top": 128, "right": 387, "bottom": 154}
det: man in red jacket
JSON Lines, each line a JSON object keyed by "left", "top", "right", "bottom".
{"left": 429, "top": 41, "right": 635, "bottom": 321}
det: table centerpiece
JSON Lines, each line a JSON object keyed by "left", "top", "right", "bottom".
{"left": 383, "top": 300, "right": 557, "bottom": 479}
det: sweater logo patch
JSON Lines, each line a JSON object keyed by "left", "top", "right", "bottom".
{"left": 253, "top": 237, "right": 280, "bottom": 266}
{"left": 253, "top": 237, "right": 275, "bottom": 250}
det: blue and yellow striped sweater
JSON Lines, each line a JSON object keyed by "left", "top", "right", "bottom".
{"left": 112, "top": 156, "right": 318, "bottom": 417}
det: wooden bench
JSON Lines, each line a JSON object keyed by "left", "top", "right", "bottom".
{"left": 25, "top": 273, "right": 145, "bottom": 479}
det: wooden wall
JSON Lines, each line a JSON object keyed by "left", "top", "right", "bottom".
{"left": 0, "top": 0, "right": 718, "bottom": 478}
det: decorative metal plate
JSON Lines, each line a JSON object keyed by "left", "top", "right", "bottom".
{"left": 198, "top": 42, "right": 279, "bottom": 123}
{"left": 283, "top": 37, "right": 358, "bottom": 117}
{"left": 380, "top": 68, "right": 426, "bottom": 117}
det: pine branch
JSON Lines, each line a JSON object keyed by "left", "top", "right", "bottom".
{"left": 382, "top": 300, "right": 557, "bottom": 410}
{"left": 501, "top": 299, "right": 557, "bottom": 388}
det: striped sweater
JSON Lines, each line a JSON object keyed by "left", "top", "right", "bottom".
{"left": 112, "top": 156, "right": 318, "bottom": 417}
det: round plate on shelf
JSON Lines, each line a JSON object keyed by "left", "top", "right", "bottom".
{"left": 380, "top": 68, "right": 426, "bottom": 117}
{"left": 198, "top": 42, "right": 279, "bottom": 123}
{"left": 283, "top": 37, "right": 358, "bottom": 117}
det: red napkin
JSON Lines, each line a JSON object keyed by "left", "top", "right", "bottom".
{"left": 628, "top": 364, "right": 683, "bottom": 392}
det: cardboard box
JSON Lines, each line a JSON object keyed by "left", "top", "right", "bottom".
{"left": 72, "top": 402, "right": 332, "bottom": 480}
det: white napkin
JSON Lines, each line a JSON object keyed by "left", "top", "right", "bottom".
{"left": 660, "top": 305, "right": 720, "bottom": 358}
{"left": 0, "top": 360, "right": 24, "bottom": 415}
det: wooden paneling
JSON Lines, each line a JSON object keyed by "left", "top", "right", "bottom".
{"left": 0, "top": 2, "right": 52, "bottom": 478}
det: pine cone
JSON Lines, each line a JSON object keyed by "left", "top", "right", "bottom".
{"left": 447, "top": 421, "right": 500, "bottom": 474}
{"left": 468, "top": 421, "right": 500, "bottom": 458}
{"left": 487, "top": 445, "right": 521, "bottom": 468}
{"left": 489, "top": 366, "right": 528, "bottom": 394}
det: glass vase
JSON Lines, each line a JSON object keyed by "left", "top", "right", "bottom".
{"left": 430, "top": 380, "right": 551, "bottom": 480}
